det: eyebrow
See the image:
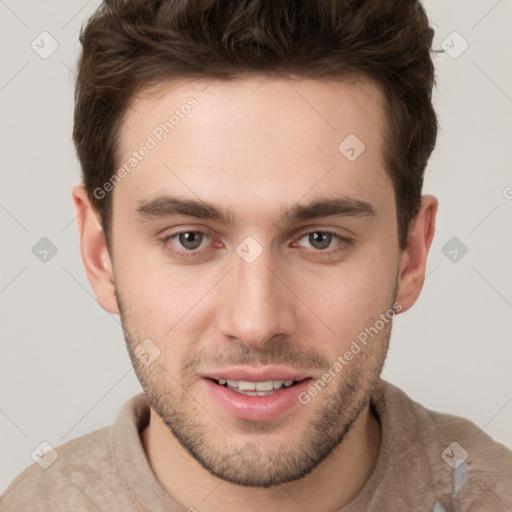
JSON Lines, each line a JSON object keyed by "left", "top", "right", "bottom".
{"left": 135, "top": 194, "right": 375, "bottom": 226}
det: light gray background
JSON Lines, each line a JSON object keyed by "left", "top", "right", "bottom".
{"left": 1, "top": 0, "right": 511, "bottom": 495}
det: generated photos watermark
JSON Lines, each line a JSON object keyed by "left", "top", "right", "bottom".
{"left": 93, "top": 97, "right": 198, "bottom": 200}
{"left": 298, "top": 302, "right": 402, "bottom": 405}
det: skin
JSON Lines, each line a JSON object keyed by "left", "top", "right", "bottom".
{"left": 72, "top": 76, "right": 437, "bottom": 512}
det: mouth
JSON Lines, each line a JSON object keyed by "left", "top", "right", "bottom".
{"left": 200, "top": 367, "right": 314, "bottom": 421}
{"left": 201, "top": 368, "right": 313, "bottom": 421}
{"left": 202, "top": 373, "right": 313, "bottom": 421}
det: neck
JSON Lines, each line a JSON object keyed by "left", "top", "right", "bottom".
{"left": 141, "top": 404, "right": 381, "bottom": 512}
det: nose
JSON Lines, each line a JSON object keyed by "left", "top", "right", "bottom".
{"left": 217, "top": 242, "right": 298, "bottom": 349}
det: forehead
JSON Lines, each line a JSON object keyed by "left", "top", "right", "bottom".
{"left": 120, "top": 75, "right": 386, "bottom": 149}
{"left": 114, "top": 76, "right": 393, "bottom": 223}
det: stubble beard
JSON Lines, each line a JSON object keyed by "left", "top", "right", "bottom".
{"left": 116, "top": 287, "right": 392, "bottom": 487}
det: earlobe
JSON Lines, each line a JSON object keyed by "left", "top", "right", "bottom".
{"left": 71, "top": 185, "right": 120, "bottom": 315}
{"left": 395, "top": 195, "right": 438, "bottom": 314}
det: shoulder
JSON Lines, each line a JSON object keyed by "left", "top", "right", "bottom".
{"left": 376, "top": 380, "right": 512, "bottom": 510}
{"left": 0, "top": 394, "right": 149, "bottom": 512}
{"left": 1, "top": 426, "right": 118, "bottom": 511}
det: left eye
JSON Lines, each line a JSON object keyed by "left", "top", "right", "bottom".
{"left": 296, "top": 231, "right": 343, "bottom": 250}
{"left": 170, "top": 231, "right": 210, "bottom": 251}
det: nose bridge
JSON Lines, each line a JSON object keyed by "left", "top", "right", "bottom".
{"left": 218, "top": 239, "right": 296, "bottom": 345}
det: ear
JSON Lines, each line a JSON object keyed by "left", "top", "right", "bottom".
{"left": 395, "top": 195, "right": 438, "bottom": 314}
{"left": 72, "top": 185, "right": 120, "bottom": 315}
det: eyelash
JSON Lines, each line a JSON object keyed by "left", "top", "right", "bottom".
{"left": 161, "top": 229, "right": 352, "bottom": 260}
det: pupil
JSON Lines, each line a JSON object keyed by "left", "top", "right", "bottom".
{"left": 310, "top": 232, "right": 331, "bottom": 250}
{"left": 179, "top": 232, "right": 202, "bottom": 250}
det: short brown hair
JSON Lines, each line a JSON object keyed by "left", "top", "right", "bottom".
{"left": 73, "top": 0, "right": 438, "bottom": 250}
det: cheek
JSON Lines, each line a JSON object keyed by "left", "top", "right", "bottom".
{"left": 293, "top": 245, "right": 398, "bottom": 349}
{"left": 114, "top": 239, "right": 220, "bottom": 346}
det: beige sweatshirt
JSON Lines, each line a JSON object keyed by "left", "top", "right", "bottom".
{"left": 1, "top": 379, "right": 511, "bottom": 511}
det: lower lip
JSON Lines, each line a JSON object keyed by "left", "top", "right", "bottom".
{"left": 202, "top": 378, "right": 312, "bottom": 422}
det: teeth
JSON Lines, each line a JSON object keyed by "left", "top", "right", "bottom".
{"left": 255, "top": 381, "right": 273, "bottom": 391}
{"left": 216, "top": 379, "right": 297, "bottom": 390}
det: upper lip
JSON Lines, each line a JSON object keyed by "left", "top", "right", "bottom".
{"left": 201, "top": 366, "right": 312, "bottom": 382}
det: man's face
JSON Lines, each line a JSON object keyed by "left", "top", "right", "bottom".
{"left": 111, "top": 77, "right": 401, "bottom": 486}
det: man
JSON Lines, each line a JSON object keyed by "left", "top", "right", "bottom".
{"left": 1, "top": 0, "right": 511, "bottom": 510}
